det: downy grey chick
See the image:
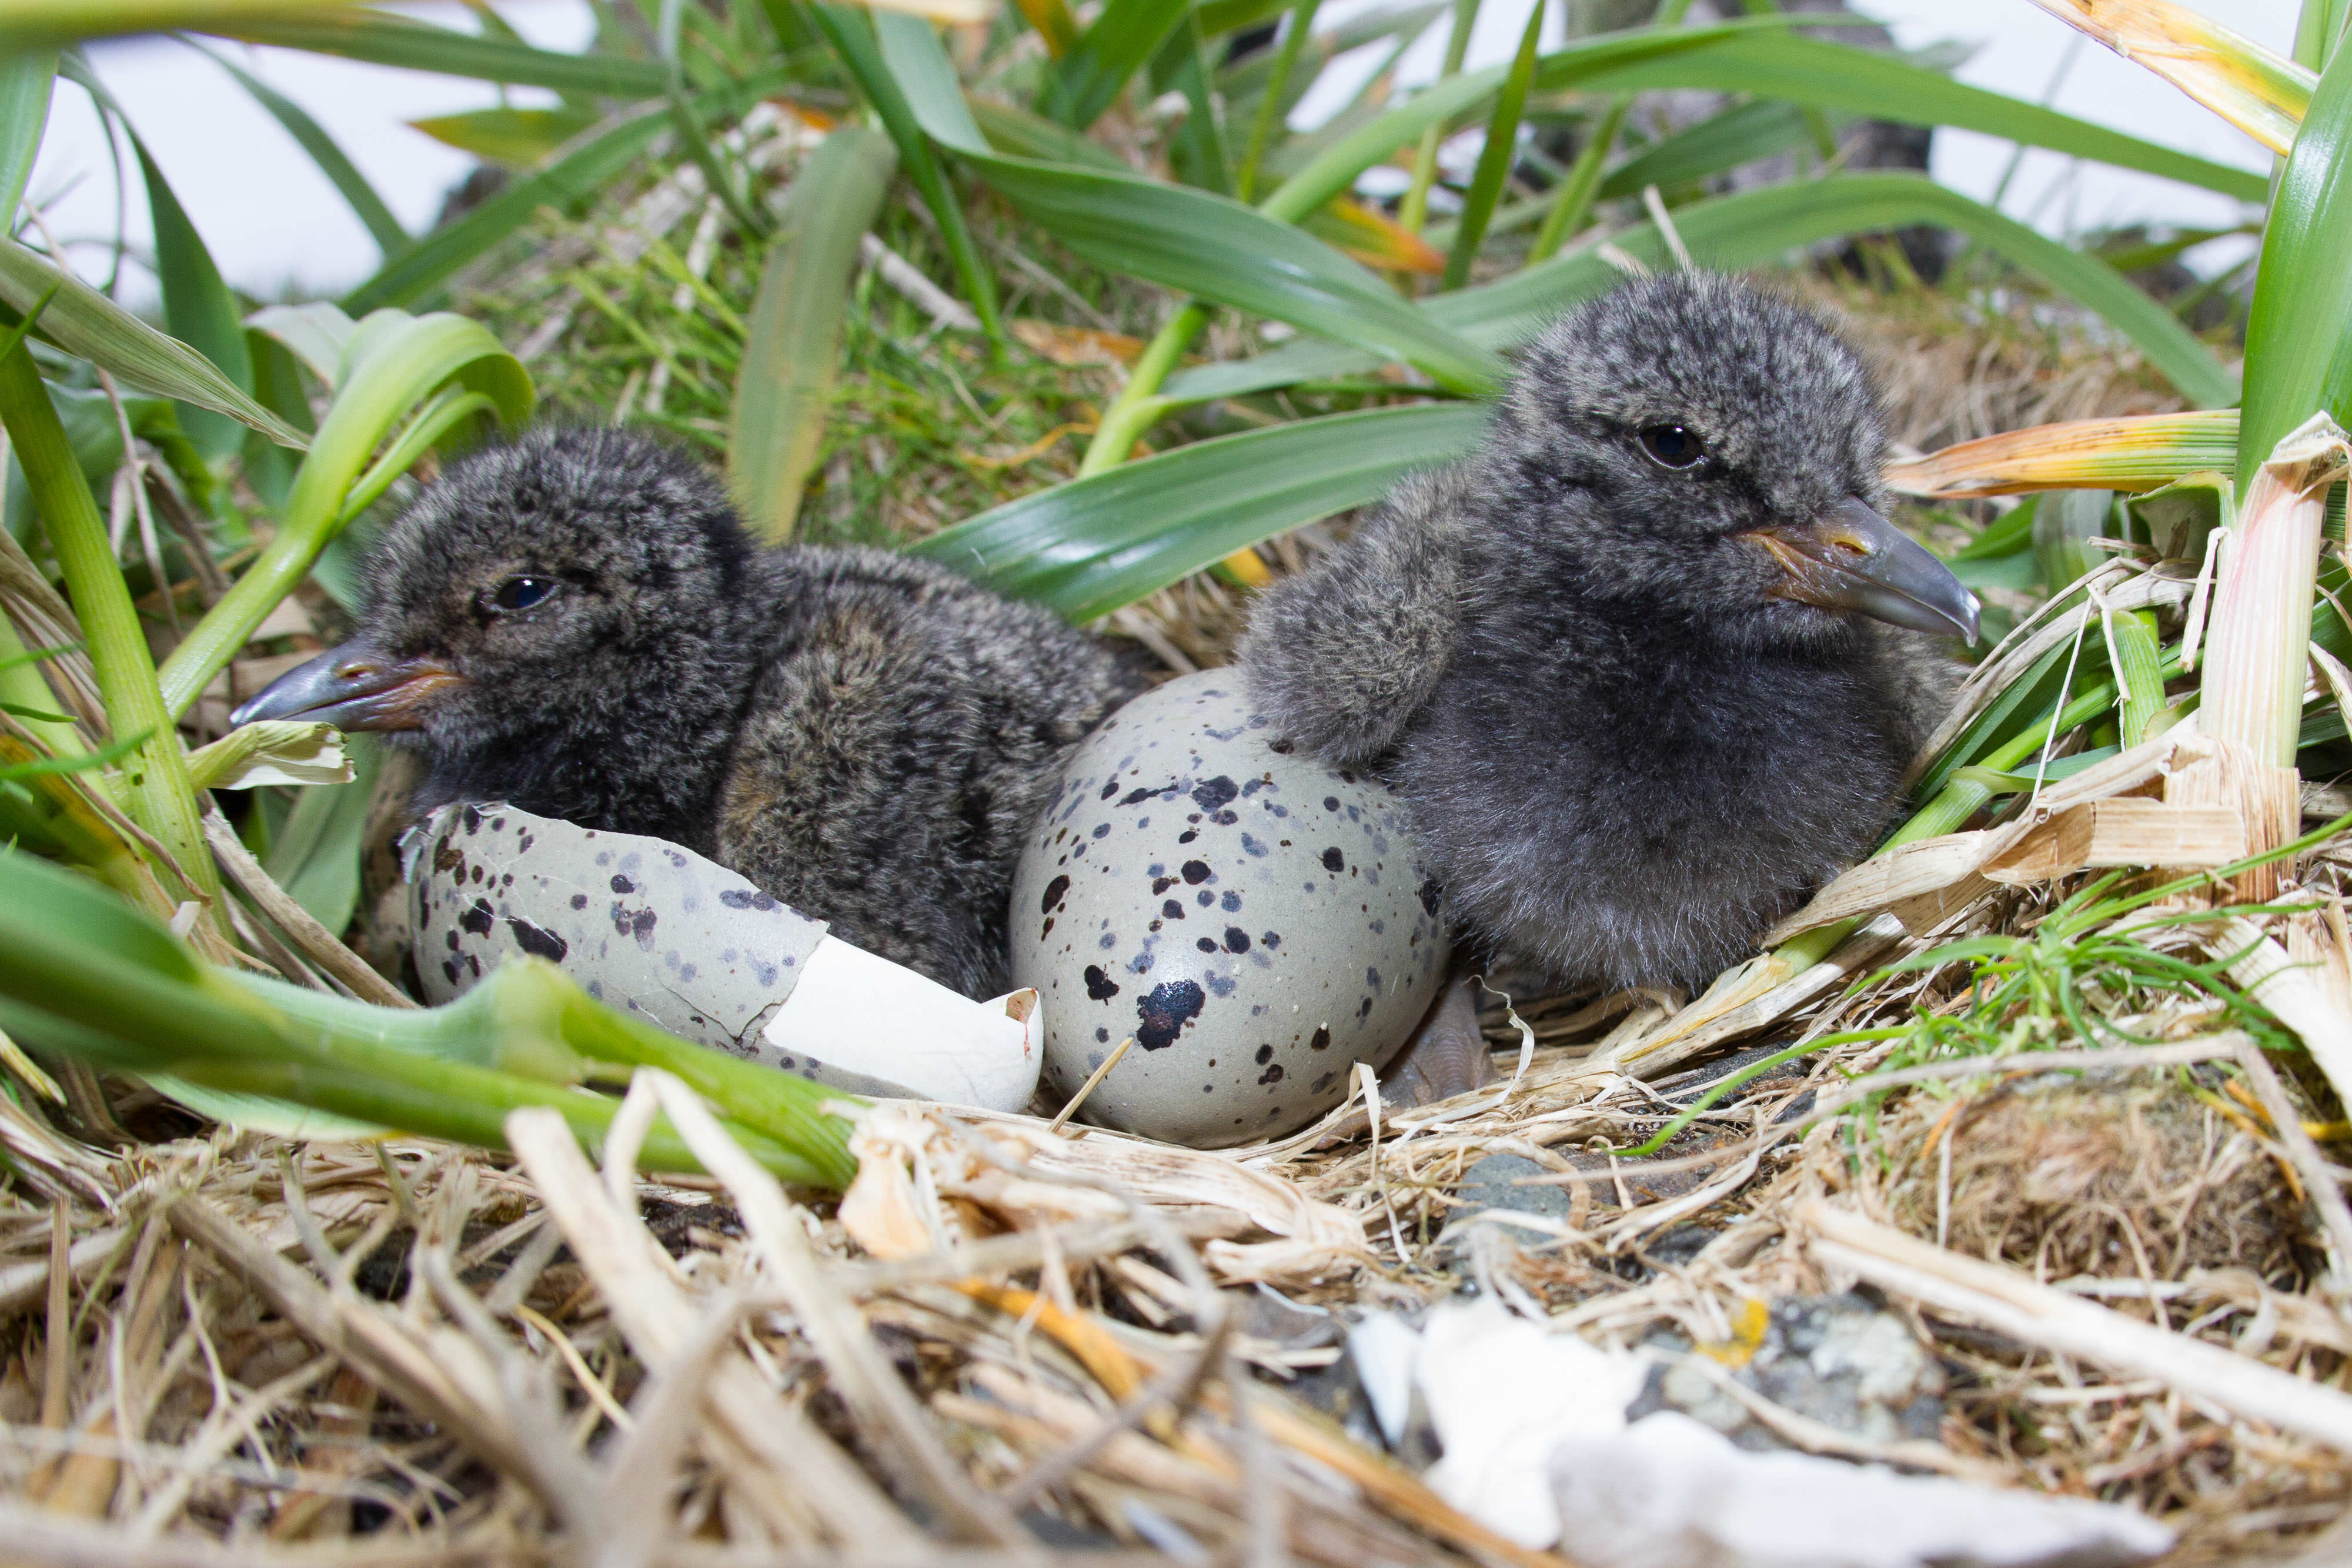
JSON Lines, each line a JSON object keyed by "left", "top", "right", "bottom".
{"left": 1240, "top": 273, "right": 1976, "bottom": 995}
{"left": 236, "top": 427, "right": 1137, "bottom": 998}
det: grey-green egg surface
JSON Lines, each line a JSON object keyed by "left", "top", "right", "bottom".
{"left": 1010, "top": 670, "right": 1449, "bottom": 1146}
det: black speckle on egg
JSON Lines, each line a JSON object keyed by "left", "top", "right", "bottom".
{"left": 460, "top": 898, "right": 494, "bottom": 937}
{"left": 1084, "top": 965, "right": 1121, "bottom": 1001}
{"left": 1197, "top": 937, "right": 1218, "bottom": 953}
{"left": 611, "top": 874, "right": 633, "bottom": 894}
{"left": 506, "top": 917, "right": 567, "bottom": 962}
{"left": 1181, "top": 860, "right": 1211, "bottom": 884}
{"left": 1100, "top": 780, "right": 1119, "bottom": 800}
{"left": 1254, "top": 1044, "right": 1273, "bottom": 1064}
{"left": 1041, "top": 875, "right": 1070, "bottom": 914}
{"left": 1191, "top": 775, "right": 1238, "bottom": 811}
{"left": 1162, "top": 899, "right": 1185, "bottom": 920}
{"left": 1152, "top": 875, "right": 1176, "bottom": 894}
{"left": 1224, "top": 927, "right": 1250, "bottom": 954}
{"left": 1135, "top": 980, "right": 1205, "bottom": 1050}
{"left": 1097, "top": 1026, "right": 1111, "bottom": 1042}
{"left": 1257, "top": 1064, "right": 1285, "bottom": 1085}
{"left": 1311, "top": 1026, "right": 1331, "bottom": 1051}
{"left": 570, "top": 892, "right": 589, "bottom": 910}
{"left": 1321, "top": 847, "right": 1345, "bottom": 873}
{"left": 1323, "top": 796, "right": 1340, "bottom": 812}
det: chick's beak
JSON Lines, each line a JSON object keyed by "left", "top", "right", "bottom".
{"left": 1742, "top": 497, "right": 1981, "bottom": 644}
{"left": 229, "top": 642, "right": 465, "bottom": 731}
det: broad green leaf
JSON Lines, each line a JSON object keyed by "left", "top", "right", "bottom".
{"left": 222, "top": 9, "right": 669, "bottom": 98}
{"left": 2027, "top": 0, "right": 2311, "bottom": 155}
{"left": 246, "top": 300, "right": 358, "bottom": 390}
{"left": 1444, "top": 0, "right": 1543, "bottom": 289}
{"left": 1264, "top": 62, "right": 1507, "bottom": 222}
{"left": 132, "top": 139, "right": 254, "bottom": 463}
{"left": 813, "top": 6, "right": 1005, "bottom": 345}
{"left": 1542, "top": 30, "right": 2270, "bottom": 203}
{"left": 0, "top": 240, "right": 305, "bottom": 448}
{"left": 971, "top": 155, "right": 1506, "bottom": 393}
{"left": 1043, "top": 0, "right": 1190, "bottom": 129}
{"left": 193, "top": 42, "right": 407, "bottom": 256}
{"left": 1197, "top": 0, "right": 1291, "bottom": 36}
{"left": 1163, "top": 172, "right": 2237, "bottom": 410}
{"left": 407, "top": 104, "right": 599, "bottom": 167}
{"left": 2238, "top": 44, "right": 2352, "bottom": 487}
{"left": 729, "top": 128, "right": 896, "bottom": 543}
{"left": 2297, "top": 0, "right": 2352, "bottom": 71}
{"left": 876, "top": 9, "right": 989, "bottom": 149}
{"left": 263, "top": 732, "right": 380, "bottom": 933}
{"left": 870, "top": 17, "right": 1496, "bottom": 388}
{"left": 969, "top": 96, "right": 1128, "bottom": 168}
{"left": 1599, "top": 98, "right": 1830, "bottom": 199}
{"left": 911, "top": 402, "right": 1488, "bottom": 620}
{"left": 0, "top": 52, "right": 56, "bottom": 226}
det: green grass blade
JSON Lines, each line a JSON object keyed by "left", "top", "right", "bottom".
{"left": 1041, "top": 0, "right": 1191, "bottom": 128}
{"left": 130, "top": 137, "right": 255, "bottom": 464}
{"left": 1260, "top": 18, "right": 1829, "bottom": 230}
{"left": 1165, "top": 172, "right": 2236, "bottom": 409}
{"left": 0, "top": 239, "right": 305, "bottom": 448}
{"left": 911, "top": 402, "right": 1488, "bottom": 619}
{"left": 220, "top": 9, "right": 669, "bottom": 98}
{"left": 193, "top": 41, "right": 408, "bottom": 256}
{"left": 2237, "top": 45, "right": 2352, "bottom": 487}
{"left": 0, "top": 345, "right": 215, "bottom": 907}
{"left": 814, "top": 6, "right": 1005, "bottom": 349}
{"left": 729, "top": 126, "right": 895, "bottom": 543}
{"left": 1442, "top": 0, "right": 1543, "bottom": 289}
{"left": 0, "top": 51, "right": 56, "bottom": 226}
{"left": 1542, "top": 29, "right": 2270, "bottom": 203}
{"left": 339, "top": 93, "right": 689, "bottom": 314}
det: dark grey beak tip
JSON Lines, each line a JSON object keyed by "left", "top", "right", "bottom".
{"left": 229, "top": 643, "right": 460, "bottom": 732}
{"left": 1830, "top": 497, "right": 1983, "bottom": 648}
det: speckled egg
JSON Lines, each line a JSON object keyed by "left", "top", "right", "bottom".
{"left": 1010, "top": 670, "right": 1449, "bottom": 1147}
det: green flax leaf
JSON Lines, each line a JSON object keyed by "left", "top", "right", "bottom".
{"left": 911, "top": 403, "right": 1488, "bottom": 620}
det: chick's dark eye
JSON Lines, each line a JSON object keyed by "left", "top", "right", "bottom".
{"left": 489, "top": 576, "right": 559, "bottom": 613}
{"left": 1638, "top": 424, "right": 1704, "bottom": 469}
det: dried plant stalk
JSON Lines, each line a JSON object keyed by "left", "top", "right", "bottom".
{"left": 2170, "top": 412, "right": 2348, "bottom": 900}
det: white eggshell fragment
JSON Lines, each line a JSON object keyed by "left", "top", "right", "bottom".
{"left": 407, "top": 803, "right": 1041, "bottom": 1110}
{"left": 1009, "top": 670, "right": 1449, "bottom": 1146}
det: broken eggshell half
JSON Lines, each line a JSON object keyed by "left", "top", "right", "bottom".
{"left": 406, "top": 803, "right": 1041, "bottom": 1111}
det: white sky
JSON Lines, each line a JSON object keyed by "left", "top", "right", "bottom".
{"left": 28, "top": 0, "right": 2300, "bottom": 307}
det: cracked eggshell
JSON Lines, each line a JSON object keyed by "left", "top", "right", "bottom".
{"left": 1010, "top": 669, "right": 1449, "bottom": 1147}
{"left": 407, "top": 803, "right": 1041, "bottom": 1110}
